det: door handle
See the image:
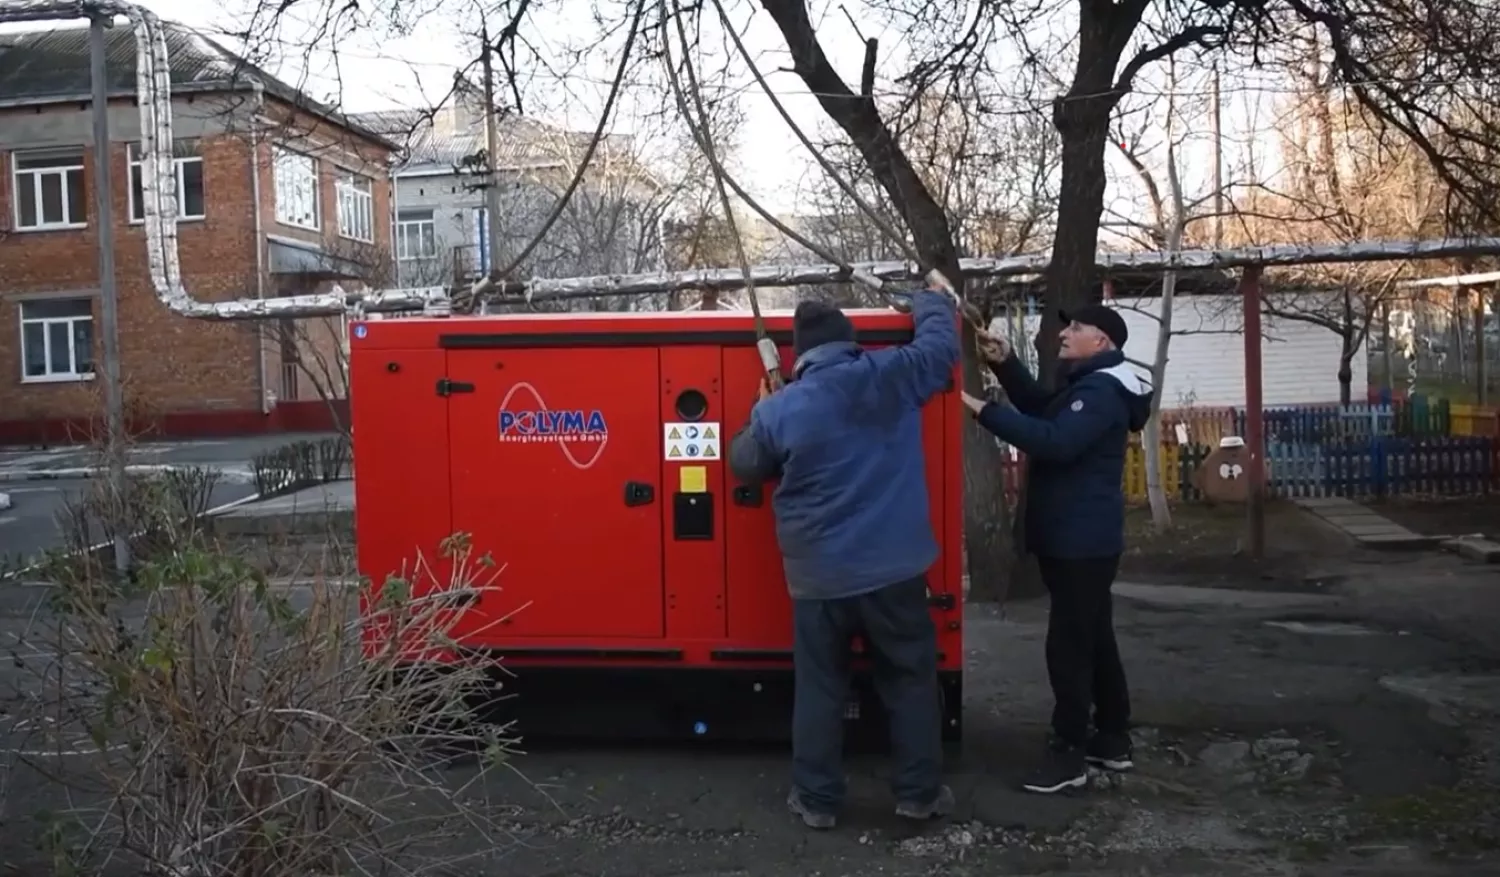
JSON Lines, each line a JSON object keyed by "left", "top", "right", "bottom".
{"left": 624, "top": 481, "right": 655, "bottom": 506}
{"left": 732, "top": 483, "right": 763, "bottom": 507}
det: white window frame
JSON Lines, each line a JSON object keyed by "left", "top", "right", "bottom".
{"left": 272, "top": 146, "right": 320, "bottom": 231}
{"left": 127, "top": 140, "right": 206, "bottom": 223}
{"left": 11, "top": 148, "right": 87, "bottom": 231}
{"left": 335, "top": 170, "right": 374, "bottom": 243}
{"left": 18, "top": 298, "right": 95, "bottom": 384}
{"left": 396, "top": 208, "right": 437, "bottom": 261}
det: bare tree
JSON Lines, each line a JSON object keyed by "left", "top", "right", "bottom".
{"left": 799, "top": 85, "right": 1060, "bottom": 286}
{"left": 1106, "top": 59, "right": 1247, "bottom": 529}
{"left": 1231, "top": 30, "right": 1448, "bottom": 404}
{"left": 756, "top": 0, "right": 1023, "bottom": 601}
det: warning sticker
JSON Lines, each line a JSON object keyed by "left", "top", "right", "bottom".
{"left": 663, "top": 421, "right": 721, "bottom": 461}
{"left": 679, "top": 465, "right": 707, "bottom": 493}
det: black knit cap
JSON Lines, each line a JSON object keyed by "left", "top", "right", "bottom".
{"left": 792, "top": 300, "right": 856, "bottom": 357}
{"left": 1059, "top": 304, "right": 1129, "bottom": 349}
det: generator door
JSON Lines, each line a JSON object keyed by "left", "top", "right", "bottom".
{"left": 444, "top": 346, "right": 666, "bottom": 640}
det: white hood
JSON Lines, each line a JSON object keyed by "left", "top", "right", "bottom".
{"left": 1096, "top": 362, "right": 1152, "bottom": 397}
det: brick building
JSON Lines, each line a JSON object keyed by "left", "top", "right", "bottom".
{"left": 0, "top": 21, "right": 396, "bottom": 444}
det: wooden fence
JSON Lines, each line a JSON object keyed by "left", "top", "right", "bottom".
{"left": 997, "top": 395, "right": 1500, "bottom": 503}
{"left": 999, "top": 437, "right": 1498, "bottom": 503}
{"left": 1125, "top": 436, "right": 1498, "bottom": 501}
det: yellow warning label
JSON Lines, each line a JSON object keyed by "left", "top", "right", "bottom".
{"left": 703, "top": 445, "right": 717, "bottom": 458}
{"left": 668, "top": 427, "right": 682, "bottom": 440}
{"left": 679, "top": 465, "right": 707, "bottom": 493}
{"left": 702, "top": 426, "right": 716, "bottom": 439}
{"left": 669, "top": 445, "right": 683, "bottom": 457}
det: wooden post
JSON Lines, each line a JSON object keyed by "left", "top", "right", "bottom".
{"left": 1241, "top": 265, "right": 1266, "bottom": 560}
{"left": 1477, "top": 285, "right": 1488, "bottom": 407}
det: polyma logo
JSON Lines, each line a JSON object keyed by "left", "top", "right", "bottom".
{"left": 498, "top": 382, "right": 609, "bottom": 470}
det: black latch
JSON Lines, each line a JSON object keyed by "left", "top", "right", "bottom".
{"left": 435, "top": 378, "right": 475, "bottom": 396}
{"left": 624, "top": 481, "right": 655, "bottom": 506}
{"left": 732, "top": 483, "right": 763, "bottom": 507}
{"left": 435, "top": 380, "right": 474, "bottom": 398}
{"left": 928, "top": 592, "right": 956, "bottom": 610}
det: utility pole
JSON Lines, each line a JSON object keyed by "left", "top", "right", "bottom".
{"left": 1211, "top": 63, "right": 1224, "bottom": 250}
{"left": 90, "top": 15, "right": 130, "bottom": 577}
{"left": 480, "top": 24, "right": 504, "bottom": 281}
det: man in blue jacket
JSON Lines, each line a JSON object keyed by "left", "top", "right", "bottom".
{"left": 961, "top": 304, "right": 1153, "bottom": 796}
{"left": 729, "top": 290, "right": 961, "bottom": 830}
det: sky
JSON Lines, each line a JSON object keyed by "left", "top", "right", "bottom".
{"left": 2, "top": 0, "right": 1294, "bottom": 249}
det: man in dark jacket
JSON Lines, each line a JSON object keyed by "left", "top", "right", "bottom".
{"left": 961, "top": 304, "right": 1153, "bottom": 795}
{"left": 728, "top": 290, "right": 961, "bottom": 830}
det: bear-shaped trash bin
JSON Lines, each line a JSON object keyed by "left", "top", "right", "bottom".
{"left": 1192, "top": 436, "right": 1264, "bottom": 504}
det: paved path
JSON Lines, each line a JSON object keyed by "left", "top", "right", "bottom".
{"left": 3, "top": 562, "right": 1499, "bottom": 876}
{"left": 1293, "top": 496, "right": 1443, "bottom": 549}
{"left": 0, "top": 434, "right": 337, "bottom": 564}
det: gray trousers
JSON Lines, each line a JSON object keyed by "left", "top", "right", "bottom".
{"left": 790, "top": 574, "right": 943, "bottom": 813}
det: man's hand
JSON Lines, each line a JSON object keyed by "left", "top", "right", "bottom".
{"left": 960, "top": 390, "right": 988, "bottom": 416}
{"left": 757, "top": 376, "right": 774, "bottom": 402}
{"left": 975, "top": 328, "right": 1012, "bottom": 365}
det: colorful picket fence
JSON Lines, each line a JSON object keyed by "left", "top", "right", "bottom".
{"left": 998, "top": 394, "right": 1499, "bottom": 503}
{"left": 1118, "top": 436, "right": 1498, "bottom": 501}
{"left": 1451, "top": 404, "right": 1500, "bottom": 437}
{"left": 1149, "top": 396, "right": 1479, "bottom": 447}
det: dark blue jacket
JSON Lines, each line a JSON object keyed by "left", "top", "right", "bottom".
{"left": 727, "top": 293, "right": 960, "bottom": 600}
{"left": 976, "top": 350, "right": 1153, "bottom": 559}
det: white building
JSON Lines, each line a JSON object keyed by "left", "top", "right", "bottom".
{"left": 992, "top": 290, "right": 1368, "bottom": 409}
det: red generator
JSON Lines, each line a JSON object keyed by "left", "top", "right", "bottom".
{"left": 348, "top": 307, "right": 965, "bottom": 746}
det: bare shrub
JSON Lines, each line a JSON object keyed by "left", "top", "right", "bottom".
{"left": 5, "top": 516, "right": 524, "bottom": 877}
{"left": 51, "top": 466, "right": 225, "bottom": 569}
{"left": 250, "top": 436, "right": 353, "bottom": 497}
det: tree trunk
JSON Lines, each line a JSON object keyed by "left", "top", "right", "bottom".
{"left": 760, "top": 0, "right": 1016, "bottom": 602}
{"left": 1145, "top": 270, "right": 1178, "bottom": 530}
{"left": 1338, "top": 345, "right": 1354, "bottom": 405}
{"left": 1010, "top": 47, "right": 1123, "bottom": 598}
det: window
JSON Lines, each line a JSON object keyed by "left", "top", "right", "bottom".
{"left": 273, "top": 146, "right": 319, "bottom": 230}
{"left": 12, "top": 149, "right": 87, "bottom": 230}
{"left": 396, "top": 209, "right": 437, "bottom": 260}
{"left": 19, "top": 298, "right": 94, "bottom": 381}
{"left": 127, "top": 139, "right": 205, "bottom": 222}
{"left": 336, "top": 171, "right": 374, "bottom": 242}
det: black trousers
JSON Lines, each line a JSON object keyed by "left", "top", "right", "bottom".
{"left": 790, "top": 575, "right": 942, "bottom": 813}
{"left": 1037, "top": 555, "right": 1130, "bottom": 747}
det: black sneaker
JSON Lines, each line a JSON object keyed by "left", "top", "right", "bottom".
{"left": 787, "top": 789, "right": 836, "bottom": 829}
{"left": 1021, "top": 743, "right": 1088, "bottom": 795}
{"left": 1085, "top": 731, "right": 1134, "bottom": 771}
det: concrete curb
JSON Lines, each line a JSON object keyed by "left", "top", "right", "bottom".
{"left": 0, "top": 463, "right": 256, "bottom": 484}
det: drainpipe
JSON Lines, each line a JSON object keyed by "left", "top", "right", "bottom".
{"left": 248, "top": 80, "right": 270, "bottom": 414}
{"left": 389, "top": 157, "right": 400, "bottom": 298}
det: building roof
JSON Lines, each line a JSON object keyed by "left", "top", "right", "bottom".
{"left": 0, "top": 20, "right": 396, "bottom": 148}
{"left": 351, "top": 105, "right": 659, "bottom": 189}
